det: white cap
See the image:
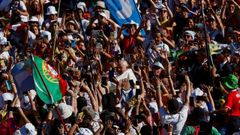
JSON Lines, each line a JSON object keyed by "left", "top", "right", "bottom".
{"left": 191, "top": 88, "right": 206, "bottom": 97}
{"left": 184, "top": 30, "right": 196, "bottom": 40}
{"left": 2, "top": 93, "right": 14, "bottom": 102}
{"left": 29, "top": 16, "right": 38, "bottom": 22}
{"left": 46, "top": 6, "right": 57, "bottom": 15}
{"left": 152, "top": 61, "right": 165, "bottom": 70}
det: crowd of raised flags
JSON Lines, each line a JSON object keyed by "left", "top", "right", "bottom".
{"left": 0, "top": 0, "right": 240, "bottom": 135}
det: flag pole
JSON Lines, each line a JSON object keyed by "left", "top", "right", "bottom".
{"left": 51, "top": 0, "right": 62, "bottom": 62}
{"left": 200, "top": 0, "right": 215, "bottom": 87}
{"left": 30, "top": 55, "right": 68, "bottom": 133}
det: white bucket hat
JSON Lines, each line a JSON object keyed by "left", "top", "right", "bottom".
{"left": 53, "top": 103, "right": 73, "bottom": 119}
{"left": 46, "top": 6, "right": 57, "bottom": 15}
{"left": 77, "top": 2, "right": 87, "bottom": 12}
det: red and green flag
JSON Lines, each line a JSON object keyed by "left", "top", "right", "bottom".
{"left": 32, "top": 55, "right": 67, "bottom": 104}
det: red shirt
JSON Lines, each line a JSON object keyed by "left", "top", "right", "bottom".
{"left": 225, "top": 89, "right": 240, "bottom": 116}
{"left": 123, "top": 36, "right": 136, "bottom": 54}
{"left": 0, "top": 118, "right": 18, "bottom": 135}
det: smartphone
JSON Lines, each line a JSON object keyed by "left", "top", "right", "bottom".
{"left": 134, "top": 65, "right": 139, "bottom": 71}
{"left": 71, "top": 40, "right": 76, "bottom": 48}
{"left": 102, "top": 77, "right": 108, "bottom": 86}
{"left": 135, "top": 81, "right": 140, "bottom": 96}
{"left": 129, "top": 80, "right": 134, "bottom": 88}
{"left": 5, "top": 80, "right": 12, "bottom": 91}
{"left": 109, "top": 69, "right": 115, "bottom": 79}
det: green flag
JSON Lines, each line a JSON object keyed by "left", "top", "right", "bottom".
{"left": 32, "top": 55, "right": 63, "bottom": 104}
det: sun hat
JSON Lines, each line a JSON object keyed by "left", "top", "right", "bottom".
{"left": 77, "top": 2, "right": 87, "bottom": 12}
{"left": 14, "top": 123, "right": 37, "bottom": 135}
{"left": 96, "top": 1, "right": 106, "bottom": 9}
{"left": 152, "top": 61, "right": 165, "bottom": 70}
{"left": 53, "top": 103, "right": 73, "bottom": 119}
{"left": 222, "top": 74, "right": 239, "bottom": 90}
{"left": 41, "top": 30, "right": 51, "bottom": 42}
{"left": 46, "top": 6, "right": 57, "bottom": 15}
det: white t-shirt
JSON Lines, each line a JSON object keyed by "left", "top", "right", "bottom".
{"left": 160, "top": 105, "right": 189, "bottom": 135}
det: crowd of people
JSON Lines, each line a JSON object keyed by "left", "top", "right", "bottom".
{"left": 0, "top": 0, "right": 240, "bottom": 135}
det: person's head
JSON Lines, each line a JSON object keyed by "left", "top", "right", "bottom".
{"left": 183, "top": 30, "right": 195, "bottom": 42}
{"left": 152, "top": 61, "right": 165, "bottom": 76}
{"left": 66, "top": 20, "right": 77, "bottom": 32}
{"left": 30, "top": 0, "right": 41, "bottom": 15}
{"left": 124, "top": 21, "right": 138, "bottom": 36}
{"left": 167, "top": 98, "right": 180, "bottom": 114}
{"left": 187, "top": 18, "right": 195, "bottom": 29}
{"left": 30, "top": 25, "right": 40, "bottom": 36}
{"left": 118, "top": 60, "right": 129, "bottom": 73}
{"left": 153, "top": 29, "right": 162, "bottom": 44}
{"left": 28, "top": 16, "right": 39, "bottom": 28}
{"left": 160, "top": 7, "right": 168, "bottom": 18}
{"left": 77, "top": 2, "right": 87, "bottom": 18}
{"left": 229, "top": 3, "right": 236, "bottom": 14}
{"left": 160, "top": 28, "right": 168, "bottom": 38}
{"left": 105, "top": 128, "right": 116, "bottom": 135}
{"left": 46, "top": 6, "right": 57, "bottom": 20}
{"left": 95, "top": 1, "right": 106, "bottom": 13}
{"left": 208, "top": 17, "right": 217, "bottom": 30}
{"left": 98, "top": 12, "right": 108, "bottom": 26}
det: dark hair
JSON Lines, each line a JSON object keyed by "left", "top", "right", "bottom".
{"left": 105, "top": 128, "right": 116, "bottom": 135}
{"left": 167, "top": 99, "right": 180, "bottom": 114}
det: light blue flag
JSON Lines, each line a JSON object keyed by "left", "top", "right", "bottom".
{"left": 104, "top": 0, "right": 145, "bottom": 35}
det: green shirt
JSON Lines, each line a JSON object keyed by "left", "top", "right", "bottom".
{"left": 182, "top": 126, "right": 221, "bottom": 135}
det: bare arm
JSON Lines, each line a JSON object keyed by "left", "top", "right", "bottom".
{"left": 184, "top": 75, "right": 191, "bottom": 106}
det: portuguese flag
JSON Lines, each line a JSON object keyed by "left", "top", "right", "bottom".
{"left": 32, "top": 55, "right": 67, "bottom": 104}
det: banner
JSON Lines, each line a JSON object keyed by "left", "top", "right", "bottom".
{"left": 32, "top": 55, "right": 67, "bottom": 104}
{"left": 104, "top": 0, "right": 142, "bottom": 27}
{"left": 11, "top": 61, "right": 35, "bottom": 98}
{"left": 0, "top": 0, "right": 11, "bottom": 11}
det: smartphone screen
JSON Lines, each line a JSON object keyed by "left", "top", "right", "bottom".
{"left": 109, "top": 69, "right": 115, "bottom": 79}
{"left": 102, "top": 77, "right": 108, "bottom": 86}
{"left": 129, "top": 80, "right": 134, "bottom": 88}
{"left": 6, "top": 80, "right": 12, "bottom": 91}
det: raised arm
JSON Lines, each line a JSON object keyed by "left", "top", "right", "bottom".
{"left": 184, "top": 75, "right": 191, "bottom": 106}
